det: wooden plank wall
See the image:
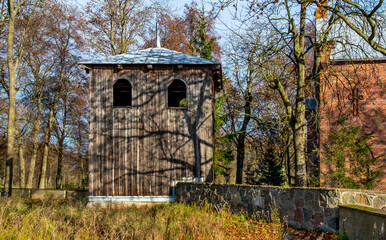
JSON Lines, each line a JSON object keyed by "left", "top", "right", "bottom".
{"left": 89, "top": 65, "right": 214, "bottom": 196}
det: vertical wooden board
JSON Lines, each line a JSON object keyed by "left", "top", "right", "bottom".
{"left": 130, "top": 70, "right": 136, "bottom": 196}
{"left": 160, "top": 69, "right": 168, "bottom": 196}
{"left": 123, "top": 108, "right": 128, "bottom": 196}
{"left": 179, "top": 111, "right": 185, "bottom": 182}
{"left": 115, "top": 108, "right": 120, "bottom": 196}
{"left": 174, "top": 111, "right": 180, "bottom": 184}
{"left": 171, "top": 109, "right": 177, "bottom": 195}
{"left": 145, "top": 70, "right": 152, "bottom": 196}
{"left": 199, "top": 69, "right": 206, "bottom": 180}
{"left": 119, "top": 108, "right": 125, "bottom": 195}
{"left": 178, "top": 70, "right": 184, "bottom": 180}
{"left": 150, "top": 69, "right": 157, "bottom": 196}
{"left": 158, "top": 68, "right": 167, "bottom": 196}
{"left": 165, "top": 107, "right": 171, "bottom": 196}
{"left": 124, "top": 107, "right": 129, "bottom": 196}
{"left": 103, "top": 69, "right": 109, "bottom": 196}
{"left": 129, "top": 107, "right": 134, "bottom": 196}
{"left": 131, "top": 70, "right": 138, "bottom": 196}
{"left": 95, "top": 69, "right": 103, "bottom": 196}
{"left": 179, "top": 69, "right": 187, "bottom": 181}
{"left": 93, "top": 70, "right": 99, "bottom": 196}
{"left": 209, "top": 69, "right": 214, "bottom": 180}
{"left": 134, "top": 100, "right": 143, "bottom": 196}
{"left": 126, "top": 70, "right": 133, "bottom": 196}
{"left": 151, "top": 70, "right": 160, "bottom": 196}
{"left": 204, "top": 68, "right": 214, "bottom": 181}
{"left": 118, "top": 108, "right": 123, "bottom": 196}
{"left": 153, "top": 70, "right": 159, "bottom": 196}
{"left": 184, "top": 67, "right": 192, "bottom": 179}
{"left": 102, "top": 70, "right": 108, "bottom": 196}
{"left": 100, "top": 70, "right": 105, "bottom": 196}
{"left": 138, "top": 70, "right": 145, "bottom": 196}
{"left": 191, "top": 68, "right": 200, "bottom": 179}
{"left": 116, "top": 108, "right": 121, "bottom": 196}
{"left": 187, "top": 68, "right": 195, "bottom": 178}
{"left": 88, "top": 70, "right": 96, "bottom": 195}
{"left": 142, "top": 70, "right": 149, "bottom": 196}
{"left": 113, "top": 108, "right": 118, "bottom": 195}
{"left": 106, "top": 69, "right": 113, "bottom": 196}
{"left": 162, "top": 69, "right": 173, "bottom": 196}
{"left": 109, "top": 68, "right": 115, "bottom": 196}
{"left": 98, "top": 69, "right": 105, "bottom": 196}
{"left": 209, "top": 70, "right": 215, "bottom": 182}
{"left": 201, "top": 69, "right": 209, "bottom": 180}
{"left": 106, "top": 68, "right": 112, "bottom": 196}
{"left": 150, "top": 70, "right": 156, "bottom": 196}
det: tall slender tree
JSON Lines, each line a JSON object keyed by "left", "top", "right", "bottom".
{"left": 4, "top": 0, "right": 39, "bottom": 196}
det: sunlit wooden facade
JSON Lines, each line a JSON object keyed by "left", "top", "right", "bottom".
{"left": 80, "top": 47, "right": 222, "bottom": 200}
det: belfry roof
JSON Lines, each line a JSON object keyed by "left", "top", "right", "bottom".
{"left": 79, "top": 47, "right": 220, "bottom": 65}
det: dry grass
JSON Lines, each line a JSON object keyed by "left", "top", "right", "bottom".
{"left": 0, "top": 198, "right": 283, "bottom": 240}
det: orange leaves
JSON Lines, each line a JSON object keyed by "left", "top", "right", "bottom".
{"left": 221, "top": 216, "right": 283, "bottom": 240}
{"left": 285, "top": 226, "right": 337, "bottom": 240}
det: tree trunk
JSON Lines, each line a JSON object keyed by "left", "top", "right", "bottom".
{"left": 39, "top": 107, "right": 55, "bottom": 189}
{"left": 5, "top": 0, "right": 37, "bottom": 195}
{"left": 5, "top": 2, "right": 17, "bottom": 196}
{"left": 235, "top": 136, "right": 246, "bottom": 184}
{"left": 18, "top": 141, "right": 26, "bottom": 188}
{"left": 55, "top": 140, "right": 63, "bottom": 189}
{"left": 293, "top": 95, "right": 306, "bottom": 186}
{"left": 78, "top": 124, "right": 87, "bottom": 189}
{"left": 235, "top": 89, "right": 252, "bottom": 184}
{"left": 285, "top": 133, "right": 292, "bottom": 186}
{"left": 293, "top": 3, "right": 307, "bottom": 187}
{"left": 5, "top": 70, "right": 16, "bottom": 196}
{"left": 26, "top": 102, "right": 42, "bottom": 188}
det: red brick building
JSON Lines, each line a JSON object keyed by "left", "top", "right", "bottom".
{"left": 308, "top": 17, "right": 385, "bottom": 190}
{"left": 318, "top": 59, "right": 386, "bottom": 189}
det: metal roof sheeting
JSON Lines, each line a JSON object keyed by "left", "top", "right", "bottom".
{"left": 79, "top": 47, "right": 220, "bottom": 65}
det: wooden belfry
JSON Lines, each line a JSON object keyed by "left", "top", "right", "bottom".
{"left": 79, "top": 44, "right": 221, "bottom": 202}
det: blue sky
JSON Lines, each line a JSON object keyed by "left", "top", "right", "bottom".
{"left": 72, "top": 0, "right": 233, "bottom": 32}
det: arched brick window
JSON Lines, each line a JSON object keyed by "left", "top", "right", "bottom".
{"left": 113, "top": 79, "right": 132, "bottom": 107}
{"left": 168, "top": 79, "right": 187, "bottom": 108}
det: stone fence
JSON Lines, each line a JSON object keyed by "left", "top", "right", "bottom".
{"left": 174, "top": 182, "right": 386, "bottom": 233}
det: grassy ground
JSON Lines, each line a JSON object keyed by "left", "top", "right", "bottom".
{"left": 0, "top": 198, "right": 283, "bottom": 240}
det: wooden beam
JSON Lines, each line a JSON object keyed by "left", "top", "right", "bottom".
{"left": 79, "top": 64, "right": 91, "bottom": 74}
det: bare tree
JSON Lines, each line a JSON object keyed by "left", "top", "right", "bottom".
{"left": 4, "top": 0, "right": 39, "bottom": 196}
{"left": 319, "top": 0, "right": 386, "bottom": 55}
{"left": 85, "top": 0, "right": 152, "bottom": 56}
{"left": 38, "top": 1, "right": 86, "bottom": 189}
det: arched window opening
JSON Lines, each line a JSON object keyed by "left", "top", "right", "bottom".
{"left": 113, "top": 79, "right": 132, "bottom": 107}
{"left": 168, "top": 79, "right": 187, "bottom": 108}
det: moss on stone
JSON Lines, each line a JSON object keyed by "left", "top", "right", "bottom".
{"left": 340, "top": 205, "right": 386, "bottom": 215}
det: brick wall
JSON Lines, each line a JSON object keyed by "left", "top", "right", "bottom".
{"left": 319, "top": 60, "right": 386, "bottom": 189}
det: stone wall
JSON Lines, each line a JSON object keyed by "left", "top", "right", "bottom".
{"left": 174, "top": 182, "right": 386, "bottom": 233}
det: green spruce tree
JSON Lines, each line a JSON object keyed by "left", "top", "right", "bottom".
{"left": 322, "top": 117, "right": 383, "bottom": 189}
{"left": 189, "top": 5, "right": 216, "bottom": 60}
{"left": 246, "top": 141, "right": 284, "bottom": 186}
